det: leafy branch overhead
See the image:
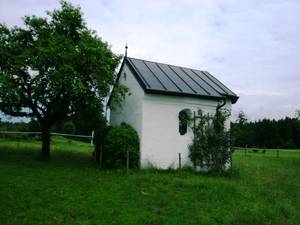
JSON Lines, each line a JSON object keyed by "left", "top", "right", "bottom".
{"left": 0, "top": 1, "right": 127, "bottom": 157}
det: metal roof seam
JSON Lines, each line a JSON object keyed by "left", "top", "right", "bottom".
{"left": 167, "top": 65, "right": 197, "bottom": 94}
{"left": 190, "top": 69, "right": 221, "bottom": 95}
{"left": 155, "top": 63, "right": 183, "bottom": 92}
{"left": 141, "top": 60, "right": 168, "bottom": 91}
{"left": 179, "top": 67, "right": 211, "bottom": 96}
{"left": 127, "top": 58, "right": 151, "bottom": 88}
{"left": 205, "top": 71, "right": 237, "bottom": 96}
{"left": 202, "top": 71, "right": 230, "bottom": 95}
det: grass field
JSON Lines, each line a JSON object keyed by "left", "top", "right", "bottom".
{"left": 0, "top": 138, "right": 299, "bottom": 225}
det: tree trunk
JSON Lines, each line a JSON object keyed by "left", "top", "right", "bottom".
{"left": 41, "top": 126, "right": 51, "bottom": 158}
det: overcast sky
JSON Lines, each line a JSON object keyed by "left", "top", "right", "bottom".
{"left": 1, "top": 0, "right": 300, "bottom": 121}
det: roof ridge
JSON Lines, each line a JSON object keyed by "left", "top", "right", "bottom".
{"left": 127, "top": 56, "right": 207, "bottom": 73}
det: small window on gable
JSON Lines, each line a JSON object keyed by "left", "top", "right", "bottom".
{"left": 179, "top": 109, "right": 191, "bottom": 135}
{"left": 123, "top": 72, "right": 127, "bottom": 80}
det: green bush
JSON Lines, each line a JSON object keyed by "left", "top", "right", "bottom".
{"left": 189, "top": 109, "right": 232, "bottom": 173}
{"left": 102, "top": 123, "right": 139, "bottom": 169}
{"left": 62, "top": 121, "right": 76, "bottom": 134}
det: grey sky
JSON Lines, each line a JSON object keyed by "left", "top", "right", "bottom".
{"left": 1, "top": 0, "right": 300, "bottom": 121}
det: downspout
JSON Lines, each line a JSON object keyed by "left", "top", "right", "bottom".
{"left": 215, "top": 97, "right": 227, "bottom": 134}
{"left": 216, "top": 97, "right": 226, "bottom": 112}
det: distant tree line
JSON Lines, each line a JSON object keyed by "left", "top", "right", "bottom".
{"left": 231, "top": 111, "right": 300, "bottom": 149}
{"left": 0, "top": 116, "right": 96, "bottom": 138}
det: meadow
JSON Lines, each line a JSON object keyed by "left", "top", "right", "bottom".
{"left": 0, "top": 137, "right": 299, "bottom": 225}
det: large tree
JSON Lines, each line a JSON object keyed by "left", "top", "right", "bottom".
{"left": 0, "top": 1, "right": 124, "bottom": 157}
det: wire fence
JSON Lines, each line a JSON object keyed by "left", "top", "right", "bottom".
{"left": 232, "top": 146, "right": 300, "bottom": 158}
{"left": 0, "top": 131, "right": 94, "bottom": 145}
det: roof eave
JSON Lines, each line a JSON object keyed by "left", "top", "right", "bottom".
{"left": 230, "top": 95, "right": 239, "bottom": 104}
{"left": 145, "top": 88, "right": 239, "bottom": 103}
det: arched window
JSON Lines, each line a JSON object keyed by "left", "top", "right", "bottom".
{"left": 179, "top": 109, "right": 190, "bottom": 135}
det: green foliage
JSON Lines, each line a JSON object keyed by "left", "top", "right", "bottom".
{"left": 0, "top": 1, "right": 127, "bottom": 156}
{"left": 109, "top": 83, "right": 130, "bottom": 110}
{"left": 237, "top": 111, "right": 248, "bottom": 125}
{"left": 102, "top": 123, "right": 139, "bottom": 169}
{"left": 27, "top": 119, "right": 41, "bottom": 132}
{"left": 231, "top": 111, "right": 250, "bottom": 148}
{"left": 93, "top": 115, "right": 108, "bottom": 162}
{"left": 189, "top": 109, "right": 231, "bottom": 173}
{"left": 0, "top": 140, "right": 300, "bottom": 225}
{"left": 0, "top": 121, "right": 29, "bottom": 132}
{"left": 231, "top": 111, "right": 300, "bottom": 149}
{"left": 62, "top": 121, "right": 76, "bottom": 134}
{"left": 295, "top": 110, "right": 300, "bottom": 120}
{"left": 54, "top": 120, "right": 76, "bottom": 134}
{"left": 71, "top": 102, "right": 108, "bottom": 138}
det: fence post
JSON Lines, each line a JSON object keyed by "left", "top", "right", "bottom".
{"left": 192, "top": 111, "right": 196, "bottom": 169}
{"left": 178, "top": 153, "right": 182, "bottom": 169}
{"left": 276, "top": 147, "right": 279, "bottom": 158}
{"left": 91, "top": 130, "right": 94, "bottom": 145}
{"left": 245, "top": 144, "right": 247, "bottom": 156}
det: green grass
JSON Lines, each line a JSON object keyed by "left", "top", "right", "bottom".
{"left": 0, "top": 138, "right": 299, "bottom": 225}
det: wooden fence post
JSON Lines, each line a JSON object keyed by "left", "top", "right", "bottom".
{"left": 193, "top": 111, "right": 196, "bottom": 169}
{"left": 91, "top": 130, "right": 94, "bottom": 145}
{"left": 178, "top": 153, "right": 182, "bottom": 169}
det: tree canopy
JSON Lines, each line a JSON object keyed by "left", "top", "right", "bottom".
{"left": 231, "top": 111, "right": 300, "bottom": 149}
{"left": 0, "top": 1, "right": 126, "bottom": 157}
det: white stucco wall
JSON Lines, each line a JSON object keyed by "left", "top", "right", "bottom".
{"left": 109, "top": 64, "right": 144, "bottom": 139}
{"left": 109, "top": 63, "right": 233, "bottom": 169}
{"left": 141, "top": 94, "right": 232, "bottom": 169}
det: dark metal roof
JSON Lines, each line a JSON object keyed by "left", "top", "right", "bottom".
{"left": 107, "top": 57, "right": 239, "bottom": 106}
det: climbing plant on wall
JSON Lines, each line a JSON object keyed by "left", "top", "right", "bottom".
{"left": 188, "top": 109, "right": 232, "bottom": 173}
